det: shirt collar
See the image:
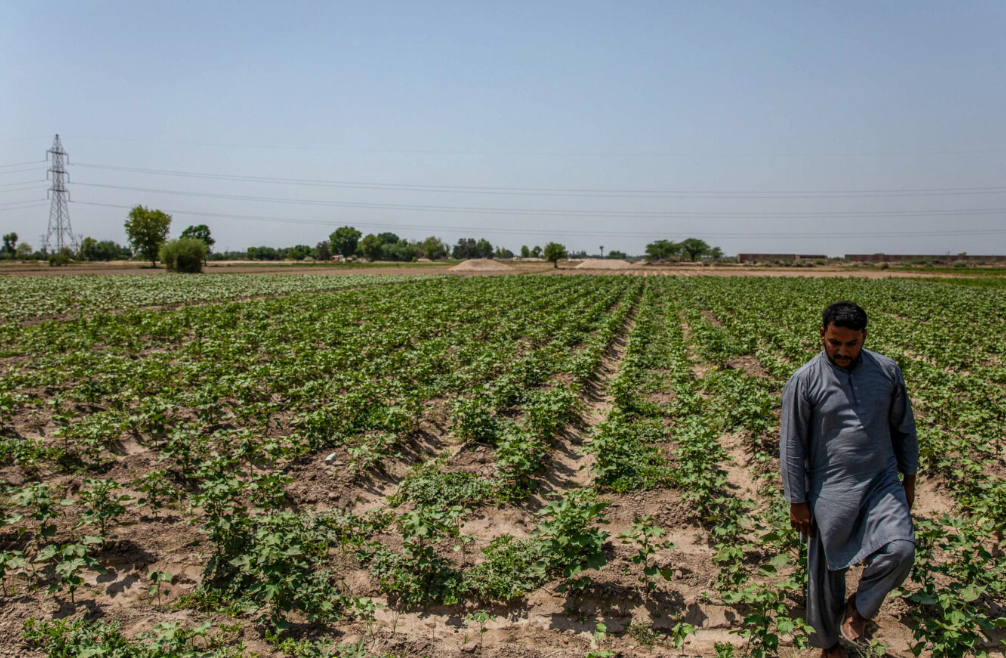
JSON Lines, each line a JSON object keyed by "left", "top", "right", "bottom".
{"left": 821, "top": 349, "right": 863, "bottom": 373}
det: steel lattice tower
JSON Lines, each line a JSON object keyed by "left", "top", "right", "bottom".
{"left": 45, "top": 134, "right": 76, "bottom": 253}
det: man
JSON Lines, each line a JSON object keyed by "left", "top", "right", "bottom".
{"left": 780, "top": 301, "right": 918, "bottom": 657}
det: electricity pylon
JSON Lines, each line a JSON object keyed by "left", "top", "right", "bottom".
{"left": 45, "top": 134, "right": 76, "bottom": 253}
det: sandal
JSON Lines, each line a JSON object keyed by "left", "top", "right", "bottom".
{"left": 840, "top": 595, "right": 866, "bottom": 647}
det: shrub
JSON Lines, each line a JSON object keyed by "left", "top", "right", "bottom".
{"left": 533, "top": 488, "right": 610, "bottom": 591}
{"left": 159, "top": 238, "right": 207, "bottom": 273}
{"left": 393, "top": 467, "right": 498, "bottom": 510}
{"left": 952, "top": 260, "right": 969, "bottom": 269}
{"left": 195, "top": 511, "right": 358, "bottom": 627}
{"left": 23, "top": 617, "right": 248, "bottom": 658}
{"left": 47, "top": 248, "right": 73, "bottom": 267}
{"left": 370, "top": 506, "right": 463, "bottom": 607}
{"left": 463, "top": 534, "right": 546, "bottom": 602}
{"left": 450, "top": 394, "right": 499, "bottom": 443}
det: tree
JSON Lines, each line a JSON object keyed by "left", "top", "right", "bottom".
{"left": 520, "top": 245, "right": 530, "bottom": 258}
{"left": 49, "top": 247, "right": 73, "bottom": 267}
{"left": 608, "top": 250, "right": 627, "bottom": 259}
{"left": 77, "top": 237, "right": 98, "bottom": 261}
{"left": 476, "top": 238, "right": 493, "bottom": 259}
{"left": 329, "top": 226, "right": 362, "bottom": 258}
{"left": 377, "top": 232, "right": 400, "bottom": 245}
{"left": 645, "top": 240, "right": 680, "bottom": 261}
{"left": 180, "top": 225, "right": 215, "bottom": 250}
{"left": 680, "top": 238, "right": 710, "bottom": 262}
{"left": 494, "top": 246, "right": 513, "bottom": 259}
{"left": 180, "top": 225, "right": 214, "bottom": 263}
{"left": 543, "top": 242, "right": 567, "bottom": 268}
{"left": 16, "top": 243, "right": 33, "bottom": 259}
{"left": 124, "top": 206, "right": 172, "bottom": 267}
{"left": 385, "top": 239, "right": 421, "bottom": 262}
{"left": 600, "top": 245, "right": 604, "bottom": 259}
{"left": 2, "top": 233, "right": 17, "bottom": 258}
{"left": 159, "top": 238, "right": 207, "bottom": 273}
{"left": 314, "top": 241, "right": 331, "bottom": 261}
{"left": 285, "top": 244, "right": 313, "bottom": 260}
{"left": 453, "top": 238, "right": 478, "bottom": 260}
{"left": 422, "top": 236, "right": 448, "bottom": 260}
{"left": 532, "top": 245, "right": 542, "bottom": 258}
{"left": 247, "top": 246, "right": 281, "bottom": 260}
{"left": 80, "top": 240, "right": 131, "bottom": 261}
{"left": 709, "top": 246, "right": 724, "bottom": 260}
{"left": 360, "top": 233, "right": 383, "bottom": 261}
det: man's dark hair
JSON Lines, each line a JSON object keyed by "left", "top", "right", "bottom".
{"left": 822, "top": 301, "right": 867, "bottom": 331}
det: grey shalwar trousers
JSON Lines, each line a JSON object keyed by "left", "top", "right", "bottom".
{"left": 806, "top": 536, "right": 914, "bottom": 649}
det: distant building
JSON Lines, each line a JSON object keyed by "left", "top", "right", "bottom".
{"left": 845, "top": 254, "right": 1006, "bottom": 263}
{"left": 737, "top": 253, "right": 828, "bottom": 262}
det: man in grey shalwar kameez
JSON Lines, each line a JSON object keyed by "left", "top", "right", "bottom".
{"left": 780, "top": 301, "right": 918, "bottom": 657}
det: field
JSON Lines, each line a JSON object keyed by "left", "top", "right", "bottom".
{"left": 0, "top": 271, "right": 1004, "bottom": 658}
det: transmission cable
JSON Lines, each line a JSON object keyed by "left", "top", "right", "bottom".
{"left": 72, "top": 162, "right": 1006, "bottom": 199}
{"left": 68, "top": 181, "right": 1006, "bottom": 219}
{"left": 70, "top": 201, "right": 1006, "bottom": 240}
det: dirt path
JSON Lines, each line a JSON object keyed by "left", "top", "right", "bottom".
{"left": 338, "top": 297, "right": 651, "bottom": 655}
{"left": 541, "top": 311, "right": 639, "bottom": 496}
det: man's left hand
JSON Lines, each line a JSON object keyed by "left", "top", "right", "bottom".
{"left": 903, "top": 474, "right": 916, "bottom": 510}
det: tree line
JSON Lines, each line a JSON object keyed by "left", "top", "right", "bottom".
{"left": 3, "top": 206, "right": 724, "bottom": 270}
{"left": 644, "top": 238, "right": 723, "bottom": 261}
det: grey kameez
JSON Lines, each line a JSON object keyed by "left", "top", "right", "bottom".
{"left": 780, "top": 348, "right": 918, "bottom": 647}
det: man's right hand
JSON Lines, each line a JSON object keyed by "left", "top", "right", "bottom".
{"left": 790, "top": 502, "right": 815, "bottom": 539}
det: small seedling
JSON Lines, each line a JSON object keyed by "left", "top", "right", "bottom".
{"left": 76, "top": 478, "right": 133, "bottom": 547}
{"left": 714, "top": 641, "right": 735, "bottom": 658}
{"left": 617, "top": 515, "right": 676, "bottom": 599}
{"left": 465, "top": 610, "right": 496, "bottom": 653}
{"left": 670, "top": 621, "right": 696, "bottom": 649}
{"left": 591, "top": 622, "right": 607, "bottom": 649}
{"left": 147, "top": 570, "right": 173, "bottom": 607}
{"left": 0, "top": 550, "right": 26, "bottom": 596}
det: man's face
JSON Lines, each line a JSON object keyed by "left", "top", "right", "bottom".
{"left": 820, "top": 323, "right": 866, "bottom": 368}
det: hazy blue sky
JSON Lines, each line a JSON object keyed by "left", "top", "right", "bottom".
{"left": 2, "top": 1, "right": 1005, "bottom": 256}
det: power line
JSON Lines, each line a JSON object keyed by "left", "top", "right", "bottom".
{"left": 0, "top": 167, "right": 44, "bottom": 177}
{"left": 69, "top": 181, "right": 1006, "bottom": 219}
{"left": 61, "top": 134, "right": 1006, "bottom": 158}
{"left": 70, "top": 200, "right": 1006, "bottom": 240}
{"left": 0, "top": 136, "right": 47, "bottom": 144}
{"left": 0, "top": 183, "right": 49, "bottom": 194}
{"left": 0, "top": 160, "right": 46, "bottom": 169}
{"left": 0, "top": 199, "right": 47, "bottom": 211}
{"left": 73, "top": 161, "right": 1006, "bottom": 199}
{"left": 0, "top": 180, "right": 46, "bottom": 189}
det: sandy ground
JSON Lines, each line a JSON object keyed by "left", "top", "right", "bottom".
{"left": 1, "top": 287, "right": 978, "bottom": 658}
{"left": 0, "top": 259, "right": 983, "bottom": 279}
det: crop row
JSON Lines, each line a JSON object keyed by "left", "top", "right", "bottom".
{"left": 0, "top": 272, "right": 433, "bottom": 324}
{"left": 1, "top": 274, "right": 650, "bottom": 655}
{"left": 663, "top": 276, "right": 1006, "bottom": 657}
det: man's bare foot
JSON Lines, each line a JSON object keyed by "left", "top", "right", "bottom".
{"left": 841, "top": 594, "right": 867, "bottom": 643}
{"left": 822, "top": 643, "right": 848, "bottom": 658}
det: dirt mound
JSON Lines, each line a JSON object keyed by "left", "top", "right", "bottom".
{"left": 449, "top": 259, "right": 515, "bottom": 272}
{"left": 575, "top": 259, "right": 636, "bottom": 270}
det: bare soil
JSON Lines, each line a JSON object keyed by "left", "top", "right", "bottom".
{"left": 450, "top": 259, "right": 517, "bottom": 273}
{"left": 1, "top": 259, "right": 979, "bottom": 280}
{"left": 0, "top": 280, "right": 983, "bottom": 658}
